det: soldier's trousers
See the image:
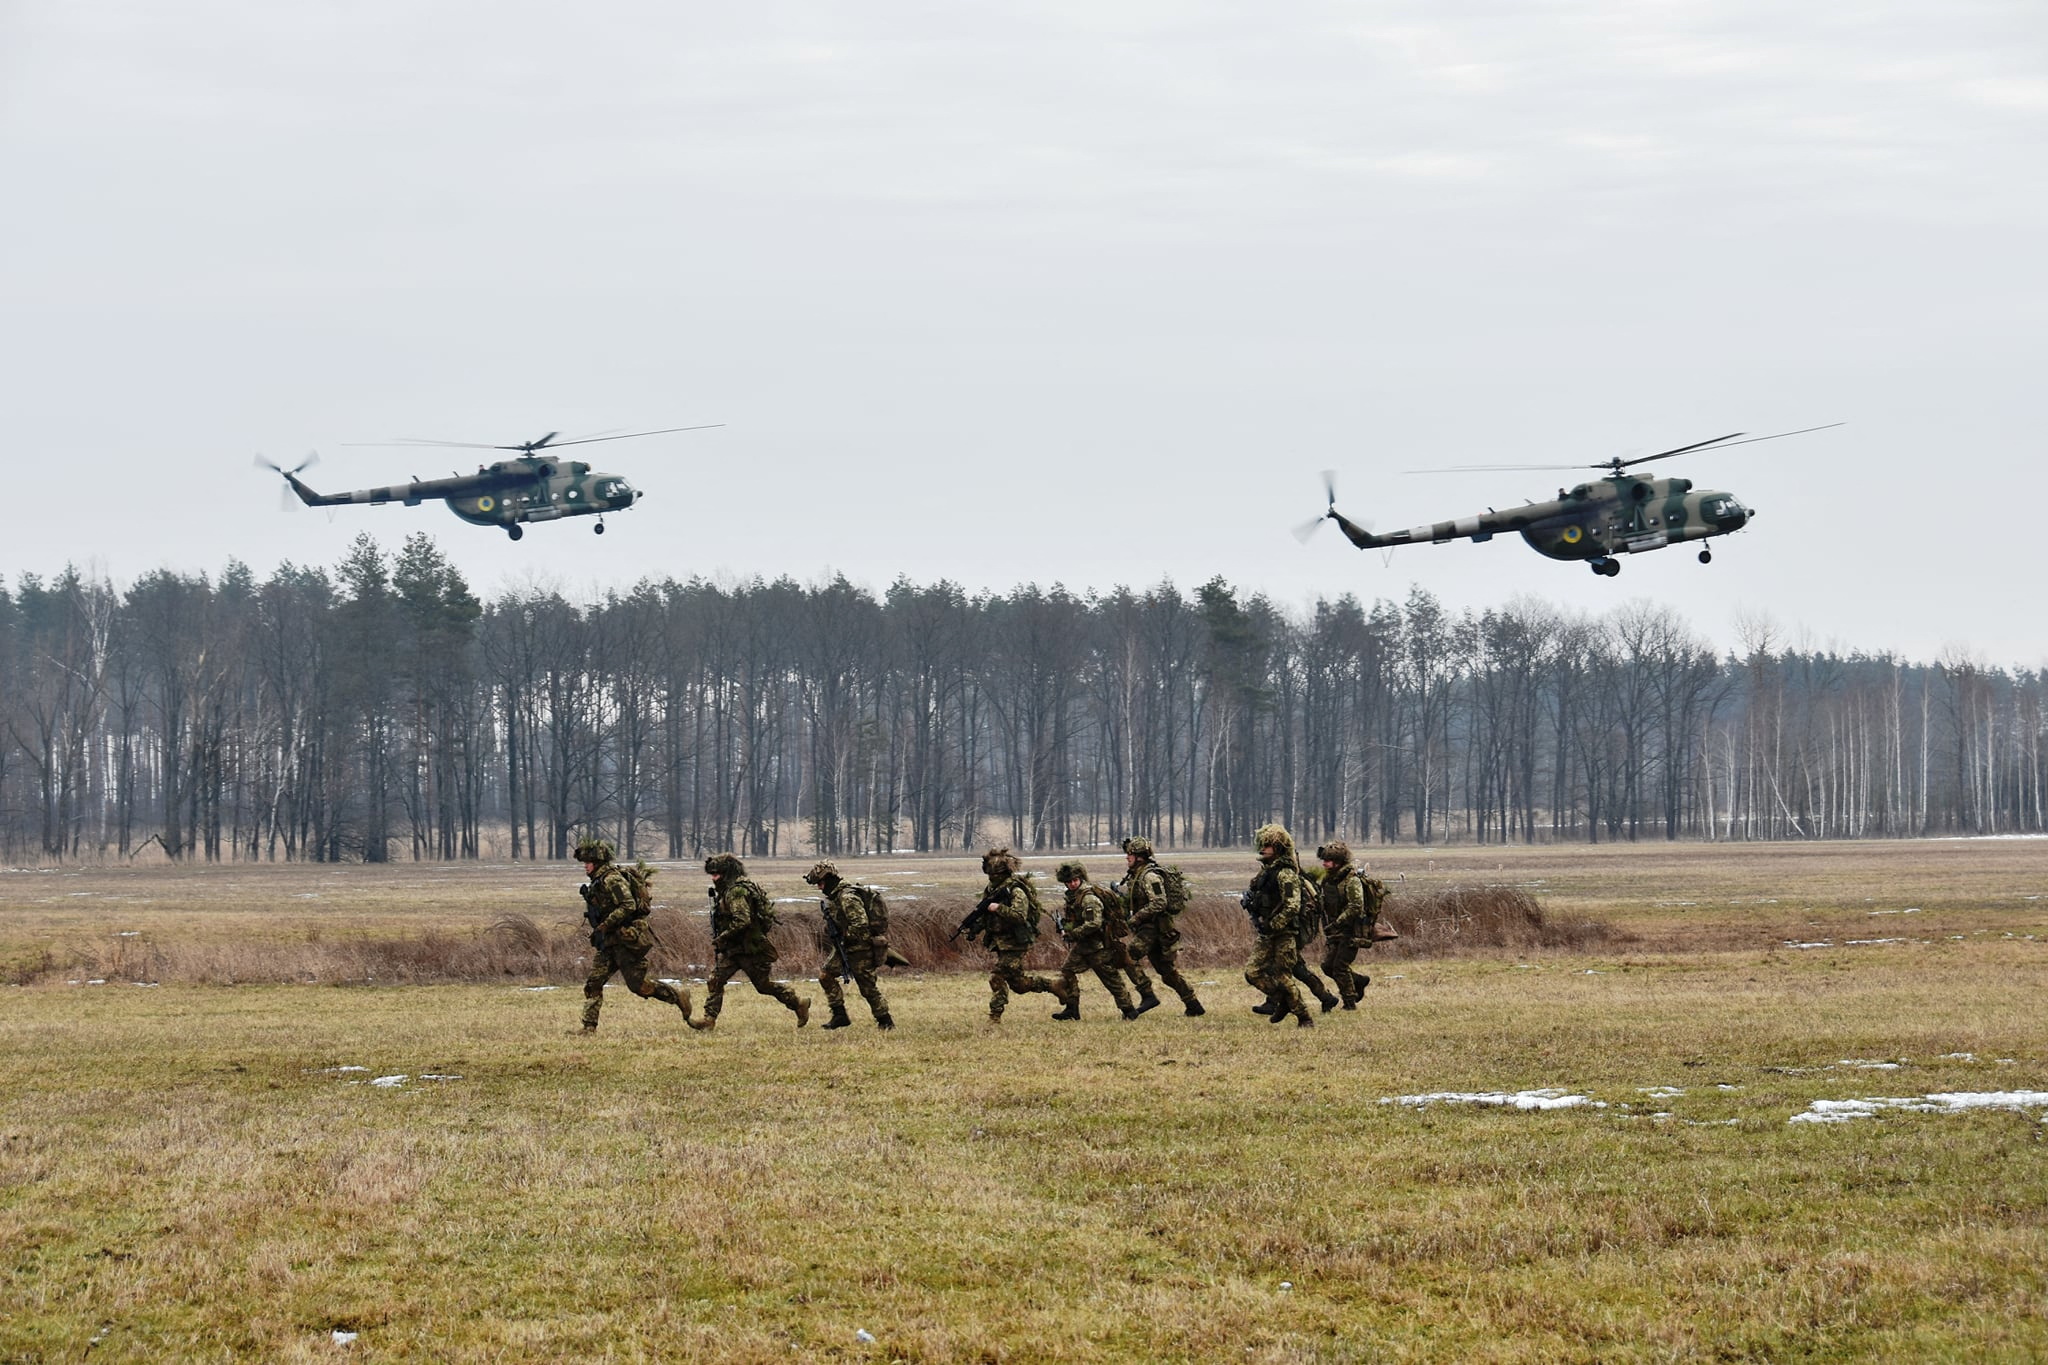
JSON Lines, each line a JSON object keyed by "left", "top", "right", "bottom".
{"left": 583, "top": 944, "right": 687, "bottom": 1029}
{"left": 704, "top": 950, "right": 805, "bottom": 1020}
{"left": 1245, "top": 931, "right": 1309, "bottom": 1018}
{"left": 988, "top": 949, "right": 1067, "bottom": 1019}
{"left": 1109, "top": 939, "right": 1156, "bottom": 1000}
{"left": 1058, "top": 940, "right": 1135, "bottom": 1014}
{"left": 1291, "top": 941, "right": 1339, "bottom": 1007}
{"left": 1131, "top": 923, "right": 1201, "bottom": 1006}
{"left": 819, "top": 948, "right": 891, "bottom": 1022}
{"left": 1322, "top": 934, "right": 1369, "bottom": 1003}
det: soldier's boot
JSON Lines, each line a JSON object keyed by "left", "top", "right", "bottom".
{"left": 1295, "top": 1009, "right": 1316, "bottom": 1028}
{"left": 875, "top": 1011, "right": 895, "bottom": 1031}
{"left": 673, "top": 988, "right": 694, "bottom": 1022}
{"left": 1250, "top": 999, "right": 1278, "bottom": 1016}
{"left": 575, "top": 1023, "right": 597, "bottom": 1035}
{"left": 1135, "top": 991, "right": 1162, "bottom": 1015}
{"left": 1119, "top": 1003, "right": 1141, "bottom": 1021}
{"left": 793, "top": 996, "right": 812, "bottom": 1029}
{"left": 1320, "top": 991, "right": 1340, "bottom": 1014}
{"left": 1052, "top": 999, "right": 1081, "bottom": 1021}
{"left": 1184, "top": 998, "right": 1207, "bottom": 1017}
{"left": 823, "top": 1004, "right": 853, "bottom": 1030}
{"left": 687, "top": 1011, "right": 717, "bottom": 1032}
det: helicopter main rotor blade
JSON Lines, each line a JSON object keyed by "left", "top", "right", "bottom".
{"left": 1614, "top": 421, "right": 1845, "bottom": 468}
{"left": 530, "top": 424, "right": 725, "bottom": 448}
{"left": 344, "top": 424, "right": 723, "bottom": 452}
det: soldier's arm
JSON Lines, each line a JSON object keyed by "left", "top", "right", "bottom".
{"left": 1329, "top": 875, "right": 1365, "bottom": 933}
{"left": 838, "top": 891, "right": 869, "bottom": 937}
{"left": 1266, "top": 867, "right": 1302, "bottom": 934}
{"left": 1078, "top": 892, "right": 1106, "bottom": 937}
{"left": 594, "top": 873, "right": 636, "bottom": 934}
{"left": 713, "top": 887, "right": 754, "bottom": 945}
{"left": 986, "top": 882, "right": 1027, "bottom": 923}
{"left": 1128, "top": 869, "right": 1165, "bottom": 923}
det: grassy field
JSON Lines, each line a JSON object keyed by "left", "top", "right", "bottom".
{"left": 3, "top": 840, "right": 2045, "bottom": 1361}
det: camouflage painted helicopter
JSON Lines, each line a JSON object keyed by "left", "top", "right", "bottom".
{"left": 256, "top": 425, "right": 719, "bottom": 540}
{"left": 1298, "top": 424, "right": 1841, "bottom": 577}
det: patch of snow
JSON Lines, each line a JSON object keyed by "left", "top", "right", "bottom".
{"left": 332, "top": 1329, "right": 357, "bottom": 1345}
{"left": 117, "top": 931, "right": 141, "bottom": 937}
{"left": 1383, "top": 1089, "right": 1604, "bottom": 1111}
{"left": 1791, "top": 1091, "right": 2048, "bottom": 1124}
{"left": 419, "top": 1074, "right": 462, "bottom": 1082}
{"left": 1845, "top": 938, "right": 1906, "bottom": 946}
{"left": 1836, "top": 1059, "right": 1903, "bottom": 1070}
{"left": 1940, "top": 1053, "right": 1976, "bottom": 1061}
{"left": 520, "top": 985, "right": 559, "bottom": 992}
{"left": 1641, "top": 1086, "right": 1685, "bottom": 1099}
{"left": 1784, "top": 941, "right": 1833, "bottom": 949}
{"left": 369, "top": 1075, "right": 407, "bottom": 1088}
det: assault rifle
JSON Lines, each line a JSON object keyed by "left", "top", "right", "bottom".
{"left": 1240, "top": 885, "right": 1269, "bottom": 935}
{"left": 951, "top": 897, "right": 999, "bottom": 944}
{"left": 580, "top": 882, "right": 607, "bottom": 947}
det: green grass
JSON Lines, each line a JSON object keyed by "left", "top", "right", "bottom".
{"left": 3, "top": 843, "right": 2046, "bottom": 1360}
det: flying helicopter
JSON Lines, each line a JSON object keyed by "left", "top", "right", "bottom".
{"left": 256, "top": 425, "right": 720, "bottom": 540}
{"left": 1297, "top": 424, "right": 1842, "bottom": 576}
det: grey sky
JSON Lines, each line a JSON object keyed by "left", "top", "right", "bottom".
{"left": 3, "top": 1, "right": 2043, "bottom": 663}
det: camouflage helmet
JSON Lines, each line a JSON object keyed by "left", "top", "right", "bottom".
{"left": 1253, "top": 823, "right": 1295, "bottom": 858}
{"left": 1315, "top": 840, "right": 1353, "bottom": 866}
{"left": 803, "top": 860, "right": 839, "bottom": 886}
{"left": 573, "top": 838, "right": 614, "bottom": 865}
{"left": 981, "top": 846, "right": 1020, "bottom": 877}
{"left": 703, "top": 852, "right": 745, "bottom": 878}
{"left": 1055, "top": 861, "right": 1088, "bottom": 885}
{"left": 1120, "top": 836, "right": 1154, "bottom": 859}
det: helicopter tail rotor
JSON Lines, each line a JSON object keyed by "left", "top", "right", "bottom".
{"left": 1292, "top": 469, "right": 1340, "bottom": 542}
{"left": 255, "top": 451, "right": 323, "bottom": 509}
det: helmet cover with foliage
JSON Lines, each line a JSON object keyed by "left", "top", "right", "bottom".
{"left": 1254, "top": 823, "right": 1295, "bottom": 859}
{"left": 1055, "top": 861, "right": 1088, "bottom": 884}
{"left": 573, "top": 838, "right": 614, "bottom": 865}
{"left": 1120, "top": 836, "right": 1154, "bottom": 859}
{"left": 1315, "top": 840, "right": 1353, "bottom": 866}
{"left": 803, "top": 860, "right": 839, "bottom": 886}
{"left": 981, "top": 846, "right": 1020, "bottom": 878}
{"left": 703, "top": 852, "right": 745, "bottom": 878}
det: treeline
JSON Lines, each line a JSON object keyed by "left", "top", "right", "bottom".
{"left": 3, "top": 533, "right": 2043, "bottom": 862}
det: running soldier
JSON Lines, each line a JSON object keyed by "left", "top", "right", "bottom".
{"left": 1120, "top": 836, "right": 1204, "bottom": 1016}
{"left": 970, "top": 847, "right": 1072, "bottom": 1023}
{"left": 689, "top": 853, "right": 811, "bottom": 1032}
{"left": 574, "top": 838, "right": 693, "bottom": 1033}
{"left": 803, "top": 861, "right": 895, "bottom": 1031}
{"left": 1316, "top": 841, "right": 1386, "bottom": 1009}
{"left": 1282, "top": 875, "right": 1342, "bottom": 1016}
{"left": 1241, "top": 823, "right": 1314, "bottom": 1027}
{"left": 1052, "top": 863, "right": 1139, "bottom": 1021}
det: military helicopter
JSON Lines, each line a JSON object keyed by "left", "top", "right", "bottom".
{"left": 1297, "top": 424, "right": 1842, "bottom": 576}
{"left": 256, "top": 425, "right": 719, "bottom": 540}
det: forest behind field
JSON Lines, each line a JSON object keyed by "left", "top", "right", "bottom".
{"left": 3, "top": 532, "right": 2043, "bottom": 862}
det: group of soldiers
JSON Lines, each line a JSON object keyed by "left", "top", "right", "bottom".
{"left": 570, "top": 822, "right": 1388, "bottom": 1034}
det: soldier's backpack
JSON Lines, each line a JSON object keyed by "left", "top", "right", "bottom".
{"left": 622, "top": 860, "right": 657, "bottom": 916}
{"left": 739, "top": 877, "right": 779, "bottom": 932}
{"left": 850, "top": 883, "right": 890, "bottom": 938}
{"left": 1090, "top": 883, "right": 1130, "bottom": 937}
{"left": 1154, "top": 863, "right": 1192, "bottom": 917}
{"left": 1010, "top": 874, "right": 1045, "bottom": 938}
{"left": 1361, "top": 875, "right": 1398, "bottom": 940}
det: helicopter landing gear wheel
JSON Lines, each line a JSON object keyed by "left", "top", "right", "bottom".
{"left": 594, "top": 520, "right": 606, "bottom": 535}
{"left": 507, "top": 524, "right": 524, "bottom": 542}
{"left": 1698, "top": 548, "right": 1712, "bottom": 564}
{"left": 1590, "top": 557, "right": 1619, "bottom": 577}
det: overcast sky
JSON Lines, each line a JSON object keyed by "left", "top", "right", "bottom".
{"left": 3, "top": 1, "right": 2042, "bottom": 664}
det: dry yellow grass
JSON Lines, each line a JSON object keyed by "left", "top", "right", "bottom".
{"left": 2, "top": 840, "right": 2045, "bottom": 1360}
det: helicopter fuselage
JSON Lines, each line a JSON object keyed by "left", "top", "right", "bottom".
{"left": 1331, "top": 473, "right": 1753, "bottom": 572}
{"left": 283, "top": 456, "right": 640, "bottom": 538}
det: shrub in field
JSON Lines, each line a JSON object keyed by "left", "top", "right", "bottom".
{"left": 1377, "top": 884, "right": 1623, "bottom": 957}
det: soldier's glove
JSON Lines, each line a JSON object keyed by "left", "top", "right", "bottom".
{"left": 588, "top": 930, "right": 604, "bottom": 949}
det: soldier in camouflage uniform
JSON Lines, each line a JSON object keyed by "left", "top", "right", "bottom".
{"left": 973, "top": 847, "right": 1073, "bottom": 1022}
{"left": 1121, "top": 836, "right": 1203, "bottom": 1016}
{"left": 688, "top": 852, "right": 811, "bottom": 1032}
{"left": 1315, "top": 840, "right": 1386, "bottom": 1008}
{"left": 1281, "top": 876, "right": 1342, "bottom": 1015}
{"left": 574, "top": 838, "right": 693, "bottom": 1033}
{"left": 1051, "top": 863, "right": 1140, "bottom": 1021}
{"left": 1241, "top": 823, "right": 1314, "bottom": 1027}
{"left": 803, "top": 861, "right": 895, "bottom": 1030}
